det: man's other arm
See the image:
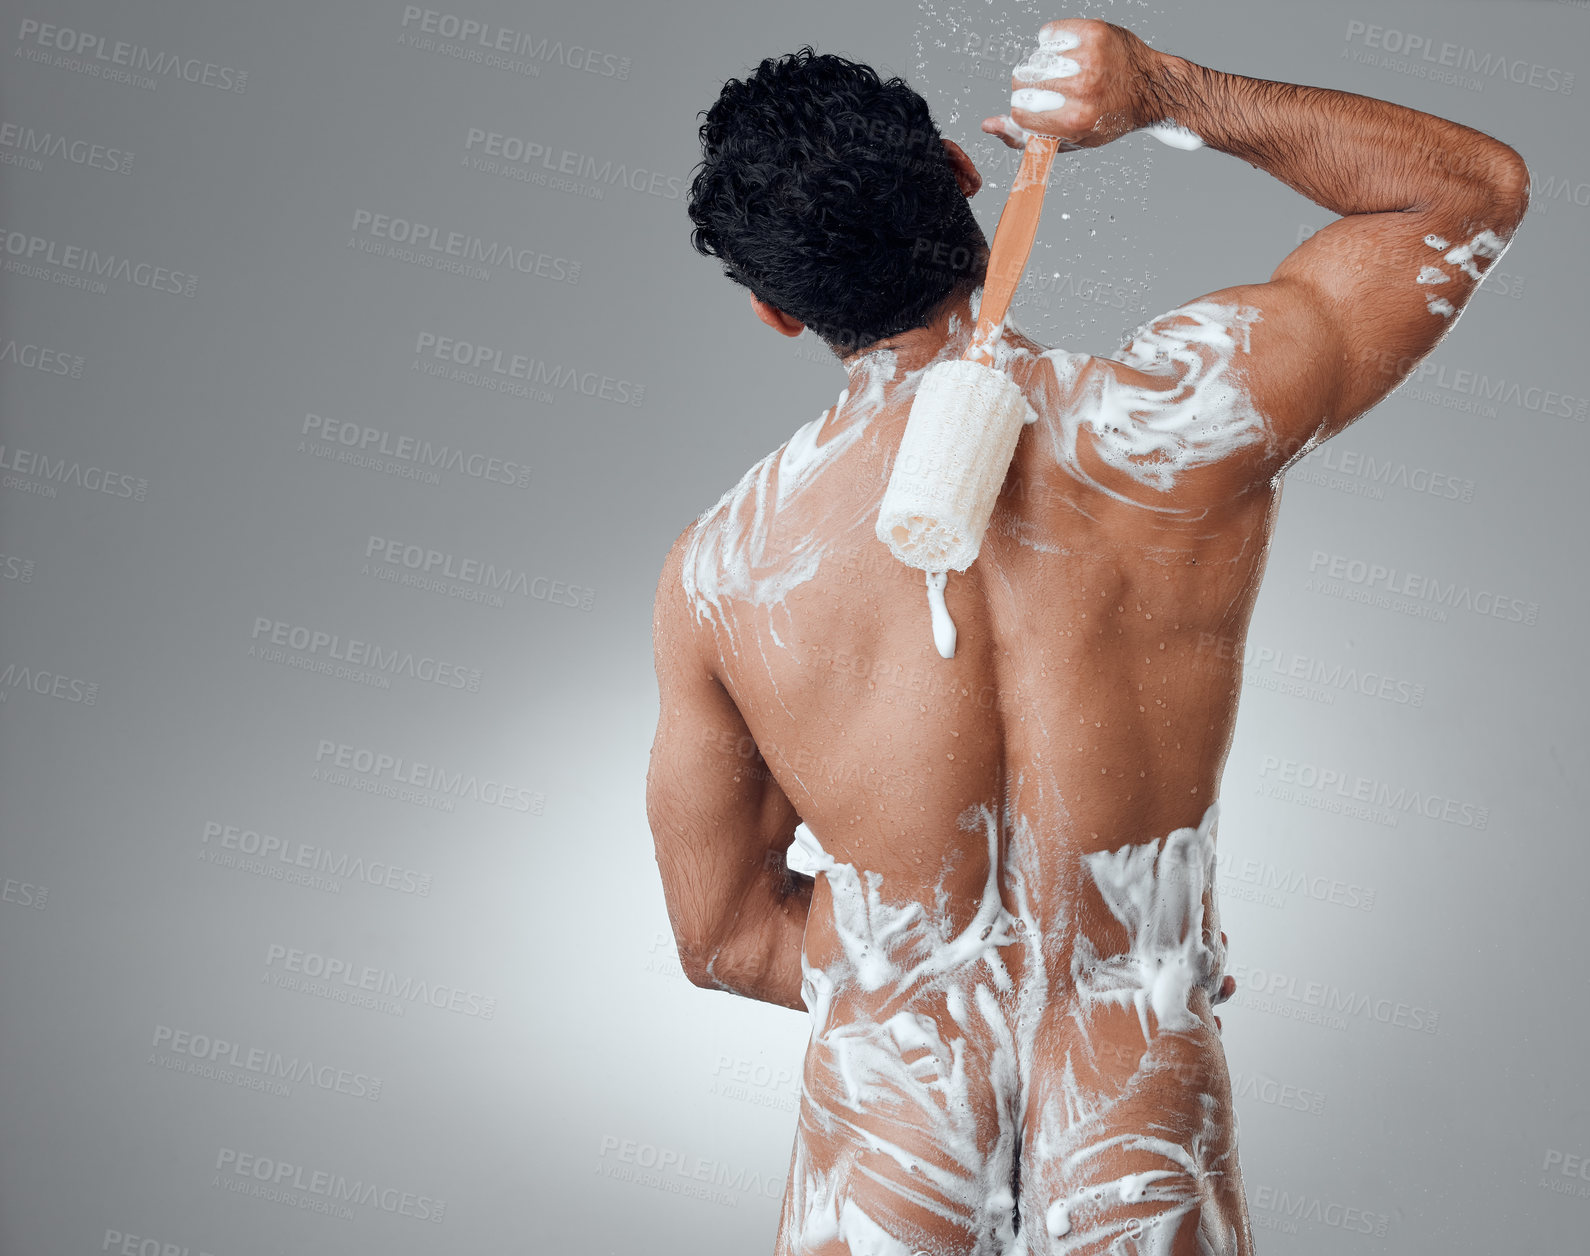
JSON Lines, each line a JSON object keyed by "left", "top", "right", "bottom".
{"left": 998, "top": 19, "right": 1531, "bottom": 495}
{"left": 645, "top": 528, "right": 812, "bottom": 1011}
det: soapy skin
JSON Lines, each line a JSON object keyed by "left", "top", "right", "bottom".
{"left": 651, "top": 16, "right": 1528, "bottom": 1255}
{"left": 1415, "top": 229, "right": 1509, "bottom": 317}
{"left": 780, "top": 800, "right": 1238, "bottom": 1255}
{"left": 669, "top": 298, "right": 1257, "bottom": 1252}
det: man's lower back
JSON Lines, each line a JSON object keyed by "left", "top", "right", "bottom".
{"left": 776, "top": 800, "right": 1252, "bottom": 1255}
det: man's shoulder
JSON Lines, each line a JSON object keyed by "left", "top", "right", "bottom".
{"left": 655, "top": 519, "right": 698, "bottom": 616}
{"left": 676, "top": 420, "right": 815, "bottom": 562}
{"left": 1011, "top": 296, "right": 1316, "bottom": 503}
{"left": 654, "top": 514, "right": 693, "bottom": 601}
{"left": 652, "top": 519, "right": 717, "bottom": 676}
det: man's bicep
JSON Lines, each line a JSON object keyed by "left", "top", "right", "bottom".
{"left": 1270, "top": 207, "right": 1514, "bottom": 430}
{"left": 1132, "top": 205, "right": 1516, "bottom": 496}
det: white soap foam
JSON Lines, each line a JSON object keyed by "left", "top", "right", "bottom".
{"left": 925, "top": 569, "right": 957, "bottom": 658}
{"left": 782, "top": 799, "right": 1238, "bottom": 1254}
{"left": 1011, "top": 88, "right": 1067, "bottom": 114}
{"left": 986, "top": 115, "right": 1034, "bottom": 147}
{"left": 681, "top": 351, "right": 903, "bottom": 652}
{"left": 683, "top": 286, "right": 1010, "bottom": 673}
{"left": 1444, "top": 227, "right": 1510, "bottom": 280}
{"left": 1033, "top": 302, "right": 1271, "bottom": 502}
{"left": 1450, "top": 227, "right": 1508, "bottom": 261}
{"left": 1015, "top": 804, "right": 1238, "bottom": 1255}
{"left": 1144, "top": 121, "right": 1205, "bottom": 150}
{"left": 1037, "top": 28, "right": 1082, "bottom": 51}
{"left": 1069, "top": 802, "right": 1223, "bottom": 1037}
{"left": 1014, "top": 48, "right": 1080, "bottom": 82}
{"left": 1413, "top": 228, "right": 1509, "bottom": 317}
{"left": 1045, "top": 1197, "right": 1071, "bottom": 1238}
{"left": 780, "top": 804, "right": 1033, "bottom": 1252}
{"left": 1032, "top": 1133, "right": 1213, "bottom": 1253}
{"left": 792, "top": 808, "right": 1021, "bottom": 1003}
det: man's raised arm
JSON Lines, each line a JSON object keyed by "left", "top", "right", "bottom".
{"left": 989, "top": 19, "right": 1530, "bottom": 492}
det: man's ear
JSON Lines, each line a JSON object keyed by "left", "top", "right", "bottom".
{"left": 941, "top": 138, "right": 982, "bottom": 198}
{"left": 750, "top": 294, "right": 805, "bottom": 338}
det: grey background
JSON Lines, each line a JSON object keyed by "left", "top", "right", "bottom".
{"left": 0, "top": 0, "right": 1585, "bottom": 1252}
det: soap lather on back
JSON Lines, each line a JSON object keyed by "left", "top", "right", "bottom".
{"left": 679, "top": 311, "right": 1265, "bottom": 1254}
{"left": 679, "top": 305, "right": 1273, "bottom": 931}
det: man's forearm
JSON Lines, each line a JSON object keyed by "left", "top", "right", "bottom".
{"left": 1144, "top": 53, "right": 1528, "bottom": 221}
{"left": 689, "top": 869, "right": 814, "bottom": 1012}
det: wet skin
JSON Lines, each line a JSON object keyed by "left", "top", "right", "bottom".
{"left": 649, "top": 17, "right": 1528, "bottom": 1255}
{"left": 670, "top": 324, "right": 1263, "bottom": 1254}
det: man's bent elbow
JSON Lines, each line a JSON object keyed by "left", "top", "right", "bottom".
{"left": 678, "top": 936, "right": 733, "bottom": 991}
{"left": 1489, "top": 144, "right": 1532, "bottom": 233}
{"left": 675, "top": 938, "right": 712, "bottom": 988}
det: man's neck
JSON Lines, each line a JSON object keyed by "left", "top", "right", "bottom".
{"left": 834, "top": 281, "right": 1043, "bottom": 381}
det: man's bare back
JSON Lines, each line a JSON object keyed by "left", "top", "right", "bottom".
{"left": 662, "top": 294, "right": 1269, "bottom": 1252}
{"left": 650, "top": 18, "right": 1528, "bottom": 1255}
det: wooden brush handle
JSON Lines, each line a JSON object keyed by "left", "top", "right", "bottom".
{"left": 968, "top": 134, "right": 1058, "bottom": 366}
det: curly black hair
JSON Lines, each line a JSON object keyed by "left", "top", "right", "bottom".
{"left": 687, "top": 47, "right": 987, "bottom": 354}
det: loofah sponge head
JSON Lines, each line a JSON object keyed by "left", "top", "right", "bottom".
{"left": 875, "top": 358, "right": 1037, "bottom": 572}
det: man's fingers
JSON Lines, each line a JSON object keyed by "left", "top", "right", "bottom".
{"left": 1007, "top": 100, "right": 1092, "bottom": 150}
{"left": 994, "top": 21, "right": 1099, "bottom": 150}
{"left": 1036, "top": 19, "right": 1088, "bottom": 52}
{"left": 1002, "top": 109, "right": 1087, "bottom": 152}
{"left": 1009, "top": 93, "right": 1068, "bottom": 124}
{"left": 1015, "top": 49, "right": 1081, "bottom": 85}
{"left": 1014, "top": 27, "right": 1082, "bottom": 89}
{"left": 981, "top": 115, "right": 1031, "bottom": 149}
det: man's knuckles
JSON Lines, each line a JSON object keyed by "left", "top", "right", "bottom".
{"left": 1037, "top": 17, "right": 1100, "bottom": 47}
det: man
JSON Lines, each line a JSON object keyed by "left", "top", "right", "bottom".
{"left": 648, "top": 18, "right": 1528, "bottom": 1255}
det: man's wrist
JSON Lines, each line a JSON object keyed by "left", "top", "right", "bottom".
{"left": 1136, "top": 50, "right": 1208, "bottom": 132}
